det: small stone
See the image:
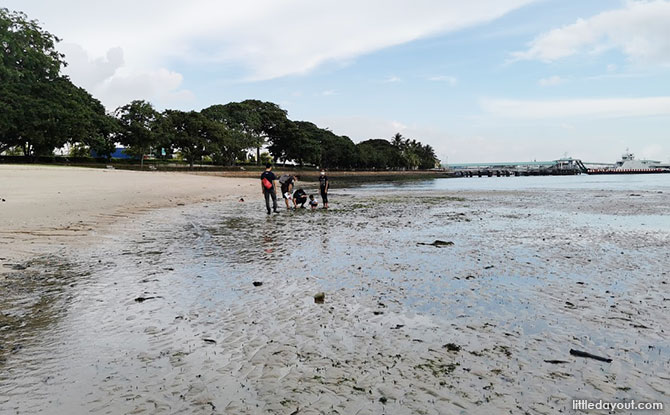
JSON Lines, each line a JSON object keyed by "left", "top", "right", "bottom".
{"left": 431, "top": 240, "right": 453, "bottom": 246}
{"left": 443, "top": 343, "right": 461, "bottom": 353}
{"left": 252, "top": 281, "right": 263, "bottom": 287}
{"left": 134, "top": 296, "right": 158, "bottom": 303}
{"left": 314, "top": 292, "right": 325, "bottom": 304}
{"left": 418, "top": 240, "right": 454, "bottom": 247}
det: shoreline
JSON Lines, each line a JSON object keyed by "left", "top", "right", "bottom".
{"left": 0, "top": 160, "right": 452, "bottom": 179}
{"left": 191, "top": 168, "right": 451, "bottom": 182}
{"left": 0, "top": 165, "right": 257, "bottom": 273}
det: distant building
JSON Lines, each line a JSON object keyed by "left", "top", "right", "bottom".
{"left": 90, "top": 147, "right": 135, "bottom": 159}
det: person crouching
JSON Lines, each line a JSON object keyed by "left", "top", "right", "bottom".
{"left": 293, "top": 188, "right": 308, "bottom": 208}
{"left": 309, "top": 195, "right": 318, "bottom": 209}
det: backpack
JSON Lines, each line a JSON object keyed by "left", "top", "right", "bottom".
{"left": 278, "top": 174, "right": 291, "bottom": 185}
{"left": 262, "top": 177, "right": 273, "bottom": 189}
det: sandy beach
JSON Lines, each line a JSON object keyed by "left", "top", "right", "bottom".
{"left": 0, "top": 165, "right": 256, "bottom": 271}
{"left": 1, "top": 167, "right": 669, "bottom": 414}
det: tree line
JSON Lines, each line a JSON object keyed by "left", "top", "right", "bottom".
{"left": 0, "top": 8, "right": 439, "bottom": 169}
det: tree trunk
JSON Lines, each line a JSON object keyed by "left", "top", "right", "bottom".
{"left": 256, "top": 146, "right": 260, "bottom": 165}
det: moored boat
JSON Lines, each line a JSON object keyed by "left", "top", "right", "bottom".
{"left": 588, "top": 150, "right": 670, "bottom": 174}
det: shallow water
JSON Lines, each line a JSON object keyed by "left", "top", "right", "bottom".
{"left": 1, "top": 179, "right": 669, "bottom": 414}
{"left": 356, "top": 173, "right": 670, "bottom": 192}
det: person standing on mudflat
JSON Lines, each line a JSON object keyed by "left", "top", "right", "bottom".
{"left": 260, "top": 163, "right": 279, "bottom": 215}
{"left": 319, "top": 169, "right": 329, "bottom": 209}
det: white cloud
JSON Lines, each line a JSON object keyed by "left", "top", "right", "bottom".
{"left": 9, "top": 0, "right": 537, "bottom": 85}
{"left": 427, "top": 75, "right": 458, "bottom": 85}
{"left": 98, "top": 68, "right": 195, "bottom": 110}
{"left": 61, "top": 44, "right": 124, "bottom": 87}
{"left": 381, "top": 76, "right": 401, "bottom": 83}
{"left": 321, "top": 90, "right": 338, "bottom": 96}
{"left": 537, "top": 75, "right": 564, "bottom": 86}
{"left": 481, "top": 96, "right": 670, "bottom": 119}
{"left": 60, "top": 44, "right": 194, "bottom": 110}
{"left": 391, "top": 121, "right": 407, "bottom": 131}
{"left": 512, "top": 0, "right": 670, "bottom": 65}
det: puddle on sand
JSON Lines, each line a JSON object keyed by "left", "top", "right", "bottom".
{"left": 1, "top": 186, "right": 669, "bottom": 414}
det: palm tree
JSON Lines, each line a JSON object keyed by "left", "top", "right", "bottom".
{"left": 391, "top": 133, "right": 405, "bottom": 148}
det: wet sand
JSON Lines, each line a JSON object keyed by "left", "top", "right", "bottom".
{"left": 1, "top": 174, "right": 669, "bottom": 414}
{"left": 0, "top": 165, "right": 256, "bottom": 272}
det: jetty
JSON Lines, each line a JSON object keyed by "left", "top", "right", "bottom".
{"left": 449, "top": 158, "right": 587, "bottom": 177}
{"left": 449, "top": 152, "right": 670, "bottom": 177}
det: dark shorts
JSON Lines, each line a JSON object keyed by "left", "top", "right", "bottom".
{"left": 281, "top": 184, "right": 290, "bottom": 198}
{"left": 320, "top": 189, "right": 328, "bottom": 203}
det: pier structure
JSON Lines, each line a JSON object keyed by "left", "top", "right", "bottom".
{"left": 448, "top": 158, "right": 587, "bottom": 177}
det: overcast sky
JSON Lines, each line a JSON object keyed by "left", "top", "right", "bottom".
{"left": 7, "top": 0, "right": 670, "bottom": 163}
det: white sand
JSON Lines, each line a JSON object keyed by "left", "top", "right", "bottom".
{"left": 0, "top": 165, "right": 256, "bottom": 269}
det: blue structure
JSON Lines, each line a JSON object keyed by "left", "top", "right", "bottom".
{"left": 90, "top": 147, "right": 135, "bottom": 159}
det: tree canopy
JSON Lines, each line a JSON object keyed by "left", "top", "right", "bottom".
{"left": 0, "top": 7, "right": 440, "bottom": 169}
{"left": 0, "top": 8, "right": 109, "bottom": 157}
{"left": 201, "top": 100, "right": 288, "bottom": 164}
{"left": 114, "top": 100, "right": 160, "bottom": 164}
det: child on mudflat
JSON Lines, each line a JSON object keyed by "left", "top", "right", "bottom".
{"left": 309, "top": 195, "right": 318, "bottom": 209}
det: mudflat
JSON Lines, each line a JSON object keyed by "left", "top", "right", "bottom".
{"left": 1, "top": 172, "right": 669, "bottom": 414}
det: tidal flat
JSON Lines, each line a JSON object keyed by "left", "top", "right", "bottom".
{"left": 1, "top": 176, "right": 669, "bottom": 414}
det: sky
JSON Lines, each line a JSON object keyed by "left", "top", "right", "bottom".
{"left": 6, "top": 0, "right": 670, "bottom": 163}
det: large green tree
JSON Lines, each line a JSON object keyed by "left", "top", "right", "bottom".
{"left": 159, "top": 110, "right": 242, "bottom": 168}
{"left": 202, "top": 100, "right": 288, "bottom": 164}
{"left": 268, "top": 120, "right": 320, "bottom": 166}
{"left": 320, "top": 132, "right": 358, "bottom": 169}
{"left": 114, "top": 100, "right": 160, "bottom": 167}
{"left": 1, "top": 8, "right": 107, "bottom": 157}
{"left": 266, "top": 120, "right": 358, "bottom": 168}
{"left": 159, "top": 110, "right": 209, "bottom": 168}
{"left": 356, "top": 139, "right": 404, "bottom": 169}
{"left": 85, "top": 114, "right": 120, "bottom": 160}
